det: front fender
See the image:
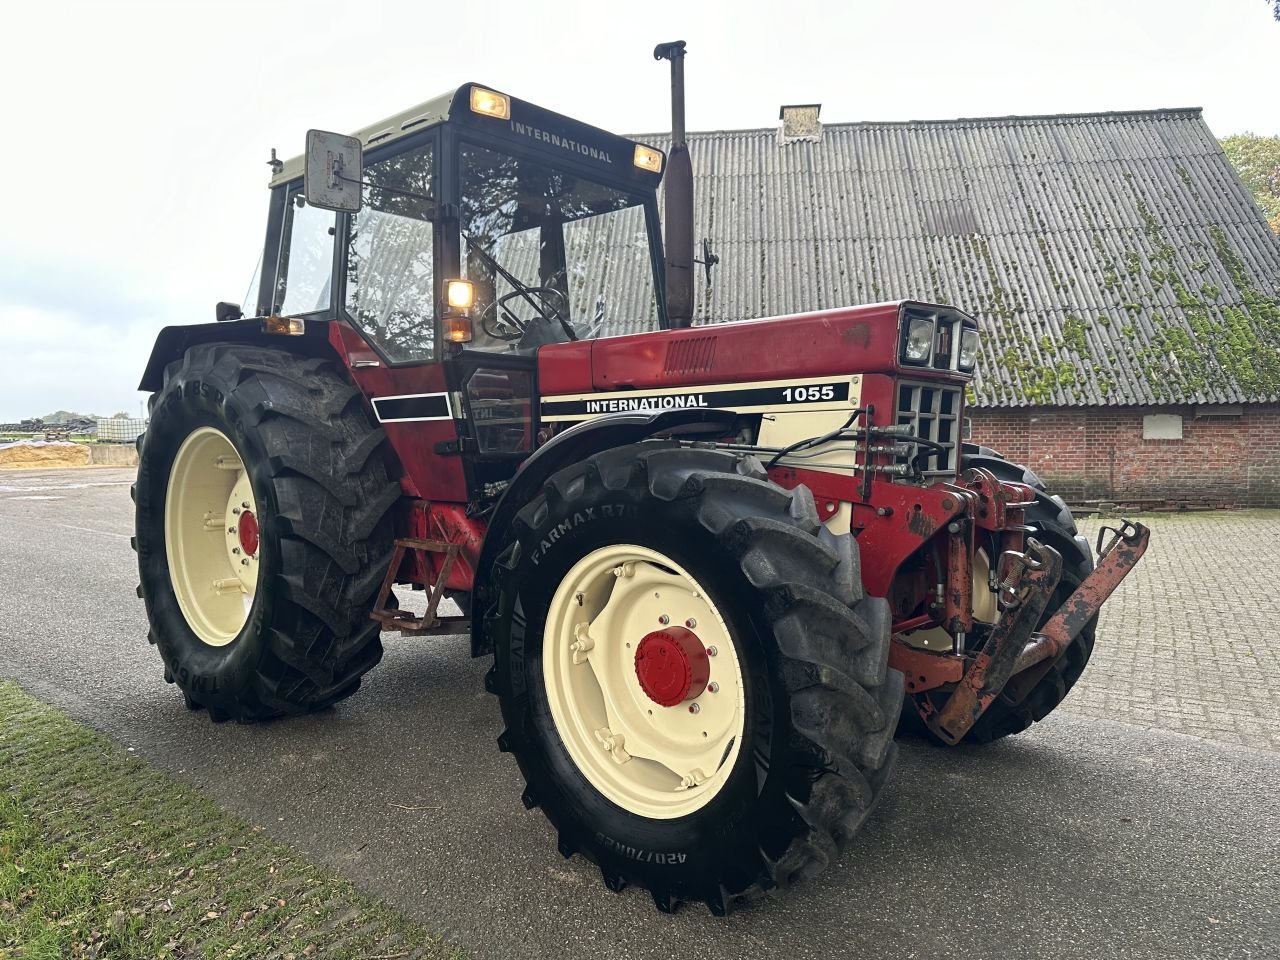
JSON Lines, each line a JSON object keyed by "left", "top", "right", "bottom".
{"left": 137, "top": 318, "right": 337, "bottom": 392}
{"left": 469, "top": 407, "right": 737, "bottom": 657}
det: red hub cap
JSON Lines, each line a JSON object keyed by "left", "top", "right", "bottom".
{"left": 634, "top": 626, "right": 710, "bottom": 707}
{"left": 237, "top": 510, "right": 259, "bottom": 558}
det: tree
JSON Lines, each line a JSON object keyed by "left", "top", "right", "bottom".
{"left": 1220, "top": 134, "right": 1280, "bottom": 234}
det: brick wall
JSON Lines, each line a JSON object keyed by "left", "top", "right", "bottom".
{"left": 968, "top": 404, "right": 1280, "bottom": 506}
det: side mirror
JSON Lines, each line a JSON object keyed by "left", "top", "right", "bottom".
{"left": 304, "top": 130, "right": 363, "bottom": 213}
{"left": 697, "top": 237, "right": 720, "bottom": 285}
{"left": 215, "top": 302, "right": 243, "bottom": 323}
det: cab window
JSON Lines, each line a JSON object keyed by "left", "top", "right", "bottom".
{"left": 344, "top": 142, "right": 437, "bottom": 363}
{"left": 274, "top": 191, "right": 335, "bottom": 316}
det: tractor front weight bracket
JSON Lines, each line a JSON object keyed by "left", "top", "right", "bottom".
{"left": 914, "top": 519, "right": 1150, "bottom": 744}
{"left": 1001, "top": 519, "right": 1150, "bottom": 704}
{"left": 922, "top": 539, "right": 1063, "bottom": 745}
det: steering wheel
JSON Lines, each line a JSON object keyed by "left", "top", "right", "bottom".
{"left": 480, "top": 287, "right": 572, "bottom": 342}
{"left": 480, "top": 287, "right": 571, "bottom": 341}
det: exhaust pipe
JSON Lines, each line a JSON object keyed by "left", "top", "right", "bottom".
{"left": 654, "top": 40, "right": 694, "bottom": 328}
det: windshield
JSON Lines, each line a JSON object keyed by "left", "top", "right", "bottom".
{"left": 459, "top": 143, "right": 660, "bottom": 350}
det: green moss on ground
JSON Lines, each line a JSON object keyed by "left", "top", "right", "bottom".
{"left": 0, "top": 681, "right": 462, "bottom": 960}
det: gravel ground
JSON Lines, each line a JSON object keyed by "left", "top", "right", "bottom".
{"left": 1, "top": 467, "right": 1277, "bottom": 960}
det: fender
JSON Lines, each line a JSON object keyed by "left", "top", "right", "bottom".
{"left": 137, "top": 318, "right": 338, "bottom": 392}
{"left": 469, "top": 406, "right": 737, "bottom": 657}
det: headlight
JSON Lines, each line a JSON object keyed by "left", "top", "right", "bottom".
{"left": 469, "top": 86, "right": 510, "bottom": 120}
{"left": 902, "top": 317, "right": 934, "bottom": 364}
{"left": 446, "top": 279, "right": 475, "bottom": 310}
{"left": 633, "top": 144, "right": 664, "bottom": 173}
{"left": 958, "top": 327, "right": 980, "bottom": 371}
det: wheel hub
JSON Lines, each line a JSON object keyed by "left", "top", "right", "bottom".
{"left": 634, "top": 627, "right": 709, "bottom": 706}
{"left": 237, "top": 509, "right": 259, "bottom": 557}
{"left": 542, "top": 544, "right": 746, "bottom": 819}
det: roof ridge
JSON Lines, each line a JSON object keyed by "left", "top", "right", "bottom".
{"left": 631, "top": 106, "right": 1205, "bottom": 141}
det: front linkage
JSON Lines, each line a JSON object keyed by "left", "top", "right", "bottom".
{"left": 892, "top": 473, "right": 1151, "bottom": 745}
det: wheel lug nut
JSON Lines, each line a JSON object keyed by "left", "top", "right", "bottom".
{"left": 706, "top": 646, "right": 718, "bottom": 657}
{"left": 688, "top": 703, "right": 700, "bottom": 714}
{"left": 658, "top": 614, "right": 669, "bottom": 625}
{"left": 242, "top": 501, "right": 250, "bottom": 509}
{"left": 707, "top": 682, "right": 719, "bottom": 693}
{"left": 685, "top": 618, "right": 697, "bottom": 628}
{"left": 232, "top": 547, "right": 240, "bottom": 555}
{"left": 228, "top": 526, "right": 236, "bottom": 534}
{"left": 241, "top": 558, "right": 251, "bottom": 566}
{"left": 232, "top": 507, "right": 241, "bottom": 515}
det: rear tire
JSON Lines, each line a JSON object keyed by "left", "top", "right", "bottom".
{"left": 133, "top": 344, "right": 399, "bottom": 722}
{"left": 484, "top": 443, "right": 900, "bottom": 912}
{"left": 955, "top": 445, "right": 1096, "bottom": 743}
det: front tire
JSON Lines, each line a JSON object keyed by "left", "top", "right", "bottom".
{"left": 485, "top": 444, "right": 900, "bottom": 912}
{"left": 134, "top": 344, "right": 400, "bottom": 721}
{"left": 958, "top": 445, "right": 1096, "bottom": 743}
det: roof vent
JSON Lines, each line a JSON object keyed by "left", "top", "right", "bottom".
{"left": 779, "top": 103, "right": 822, "bottom": 144}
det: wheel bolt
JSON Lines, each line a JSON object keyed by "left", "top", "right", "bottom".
{"left": 658, "top": 614, "right": 669, "bottom": 625}
{"left": 241, "top": 558, "right": 250, "bottom": 566}
{"left": 688, "top": 703, "right": 700, "bottom": 714}
{"left": 232, "top": 547, "right": 240, "bottom": 555}
{"left": 685, "top": 618, "right": 697, "bottom": 628}
{"left": 575, "top": 592, "right": 584, "bottom": 606}
{"left": 707, "top": 682, "right": 719, "bottom": 693}
{"left": 242, "top": 501, "right": 251, "bottom": 509}
{"left": 232, "top": 507, "right": 241, "bottom": 515}
{"left": 706, "top": 646, "right": 718, "bottom": 657}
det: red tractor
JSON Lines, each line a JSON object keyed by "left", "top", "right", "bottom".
{"left": 133, "top": 47, "right": 1148, "bottom": 914}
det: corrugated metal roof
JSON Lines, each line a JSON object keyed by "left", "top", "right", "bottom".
{"left": 634, "top": 108, "right": 1280, "bottom": 407}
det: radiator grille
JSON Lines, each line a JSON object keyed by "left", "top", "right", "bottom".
{"left": 895, "top": 382, "right": 962, "bottom": 477}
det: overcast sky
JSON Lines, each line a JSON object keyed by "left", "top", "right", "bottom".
{"left": 0, "top": 0, "right": 1276, "bottom": 421}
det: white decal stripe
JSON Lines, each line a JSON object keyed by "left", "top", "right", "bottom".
{"left": 371, "top": 392, "right": 453, "bottom": 423}
{"left": 539, "top": 376, "right": 861, "bottom": 422}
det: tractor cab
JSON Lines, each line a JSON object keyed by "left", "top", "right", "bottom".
{"left": 255, "top": 83, "right": 668, "bottom": 364}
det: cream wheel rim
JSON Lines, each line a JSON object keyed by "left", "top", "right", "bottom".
{"left": 542, "top": 544, "right": 746, "bottom": 819}
{"left": 164, "top": 427, "right": 260, "bottom": 647}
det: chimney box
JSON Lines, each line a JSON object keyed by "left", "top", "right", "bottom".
{"left": 779, "top": 103, "right": 822, "bottom": 143}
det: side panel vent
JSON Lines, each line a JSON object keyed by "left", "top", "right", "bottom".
{"left": 663, "top": 337, "right": 717, "bottom": 375}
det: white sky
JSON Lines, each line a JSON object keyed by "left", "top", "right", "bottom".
{"left": 0, "top": 0, "right": 1276, "bottom": 421}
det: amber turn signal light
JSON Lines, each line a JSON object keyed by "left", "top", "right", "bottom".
{"left": 261, "top": 316, "right": 305, "bottom": 336}
{"left": 444, "top": 316, "right": 473, "bottom": 343}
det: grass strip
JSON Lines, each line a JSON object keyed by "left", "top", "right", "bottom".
{"left": 0, "top": 680, "right": 463, "bottom": 960}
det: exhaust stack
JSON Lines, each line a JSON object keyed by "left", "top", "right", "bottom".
{"left": 654, "top": 40, "right": 694, "bottom": 328}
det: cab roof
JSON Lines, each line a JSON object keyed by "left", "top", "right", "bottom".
{"left": 271, "top": 87, "right": 459, "bottom": 187}
{"left": 269, "top": 82, "right": 664, "bottom": 189}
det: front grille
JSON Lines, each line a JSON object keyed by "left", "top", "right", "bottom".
{"left": 895, "top": 382, "right": 961, "bottom": 477}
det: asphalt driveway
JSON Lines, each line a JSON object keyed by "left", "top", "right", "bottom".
{"left": 1, "top": 467, "right": 1276, "bottom": 959}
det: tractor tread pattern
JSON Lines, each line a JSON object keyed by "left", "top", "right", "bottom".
{"left": 135, "top": 344, "right": 397, "bottom": 722}
{"left": 485, "top": 443, "right": 898, "bottom": 914}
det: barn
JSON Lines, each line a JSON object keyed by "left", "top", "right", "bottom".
{"left": 639, "top": 105, "right": 1280, "bottom": 506}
